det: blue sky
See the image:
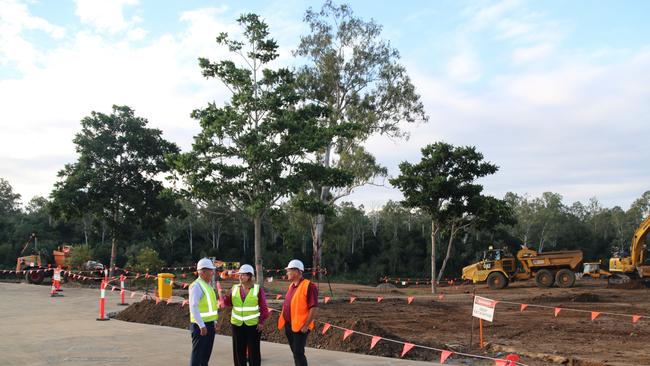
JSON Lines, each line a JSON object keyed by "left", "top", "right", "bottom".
{"left": 1, "top": 0, "right": 649, "bottom": 210}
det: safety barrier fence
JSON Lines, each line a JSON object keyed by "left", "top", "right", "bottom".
{"left": 88, "top": 281, "right": 525, "bottom": 366}
{"left": 7, "top": 265, "right": 648, "bottom": 326}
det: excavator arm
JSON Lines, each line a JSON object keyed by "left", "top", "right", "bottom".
{"left": 630, "top": 214, "right": 650, "bottom": 268}
{"left": 609, "top": 214, "right": 650, "bottom": 280}
{"left": 19, "top": 233, "right": 37, "bottom": 255}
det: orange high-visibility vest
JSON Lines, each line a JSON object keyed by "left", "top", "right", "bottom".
{"left": 278, "top": 279, "right": 315, "bottom": 332}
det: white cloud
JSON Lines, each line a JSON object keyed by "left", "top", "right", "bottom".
{"left": 446, "top": 47, "right": 482, "bottom": 82}
{"left": 364, "top": 44, "right": 650, "bottom": 209}
{"left": 74, "top": 0, "right": 140, "bottom": 34}
{"left": 0, "top": 5, "right": 244, "bottom": 202}
{"left": 0, "top": 0, "right": 66, "bottom": 72}
{"left": 1, "top": 0, "right": 649, "bottom": 213}
{"left": 512, "top": 42, "right": 555, "bottom": 65}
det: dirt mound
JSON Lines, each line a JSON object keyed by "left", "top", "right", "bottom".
{"left": 375, "top": 283, "right": 397, "bottom": 291}
{"left": 529, "top": 293, "right": 600, "bottom": 303}
{"left": 116, "top": 300, "right": 188, "bottom": 328}
{"left": 116, "top": 301, "right": 467, "bottom": 362}
{"left": 570, "top": 293, "right": 599, "bottom": 302}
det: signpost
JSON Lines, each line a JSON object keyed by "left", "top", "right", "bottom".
{"left": 472, "top": 296, "right": 497, "bottom": 348}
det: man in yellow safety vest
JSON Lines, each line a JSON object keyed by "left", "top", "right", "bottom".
{"left": 189, "top": 258, "right": 219, "bottom": 366}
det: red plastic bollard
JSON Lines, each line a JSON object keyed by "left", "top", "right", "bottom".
{"left": 97, "top": 280, "right": 110, "bottom": 321}
{"left": 118, "top": 274, "right": 129, "bottom": 306}
{"left": 53, "top": 267, "right": 63, "bottom": 292}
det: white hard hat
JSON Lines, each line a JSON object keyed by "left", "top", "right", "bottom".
{"left": 285, "top": 259, "right": 304, "bottom": 272}
{"left": 238, "top": 264, "right": 255, "bottom": 276}
{"left": 197, "top": 258, "right": 216, "bottom": 270}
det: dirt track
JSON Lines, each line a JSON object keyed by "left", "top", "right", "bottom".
{"left": 116, "top": 278, "right": 650, "bottom": 366}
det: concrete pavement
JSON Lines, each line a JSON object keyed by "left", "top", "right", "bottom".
{"left": 0, "top": 282, "right": 440, "bottom": 365}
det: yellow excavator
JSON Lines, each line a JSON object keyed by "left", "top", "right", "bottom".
{"left": 608, "top": 214, "right": 650, "bottom": 285}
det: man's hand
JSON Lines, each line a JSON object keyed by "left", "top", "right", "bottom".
{"left": 300, "top": 325, "right": 309, "bottom": 333}
{"left": 200, "top": 326, "right": 207, "bottom": 336}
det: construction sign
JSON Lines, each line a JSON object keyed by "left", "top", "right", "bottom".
{"left": 472, "top": 296, "right": 497, "bottom": 322}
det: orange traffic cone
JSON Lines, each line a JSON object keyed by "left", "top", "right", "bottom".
{"left": 50, "top": 282, "right": 62, "bottom": 297}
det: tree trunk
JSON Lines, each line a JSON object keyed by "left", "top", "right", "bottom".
{"left": 431, "top": 219, "right": 437, "bottom": 294}
{"left": 311, "top": 143, "right": 332, "bottom": 280}
{"left": 254, "top": 214, "right": 263, "bottom": 287}
{"left": 110, "top": 235, "right": 117, "bottom": 277}
{"left": 437, "top": 223, "right": 456, "bottom": 283}
{"left": 101, "top": 221, "right": 106, "bottom": 246}
{"left": 188, "top": 219, "right": 193, "bottom": 255}
{"left": 109, "top": 209, "right": 118, "bottom": 277}
{"left": 82, "top": 216, "right": 89, "bottom": 246}
{"left": 311, "top": 213, "right": 325, "bottom": 280}
{"left": 215, "top": 224, "right": 222, "bottom": 250}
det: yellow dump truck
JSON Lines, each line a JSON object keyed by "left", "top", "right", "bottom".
{"left": 462, "top": 246, "right": 583, "bottom": 290}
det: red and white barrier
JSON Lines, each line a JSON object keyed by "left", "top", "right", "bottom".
{"left": 53, "top": 267, "right": 63, "bottom": 292}
{"left": 118, "top": 274, "right": 129, "bottom": 306}
{"left": 96, "top": 280, "right": 109, "bottom": 321}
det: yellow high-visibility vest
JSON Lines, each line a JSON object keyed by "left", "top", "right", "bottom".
{"left": 190, "top": 278, "right": 219, "bottom": 324}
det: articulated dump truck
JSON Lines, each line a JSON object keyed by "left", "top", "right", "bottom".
{"left": 462, "top": 246, "right": 583, "bottom": 290}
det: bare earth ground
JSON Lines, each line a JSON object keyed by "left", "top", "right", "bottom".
{"left": 114, "top": 277, "right": 650, "bottom": 366}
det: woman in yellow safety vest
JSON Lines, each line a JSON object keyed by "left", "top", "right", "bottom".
{"left": 221, "top": 264, "right": 269, "bottom": 366}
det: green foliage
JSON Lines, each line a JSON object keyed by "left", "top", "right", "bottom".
{"left": 294, "top": 1, "right": 428, "bottom": 271}
{"left": 390, "top": 142, "right": 499, "bottom": 220}
{"left": 0, "top": 178, "right": 22, "bottom": 215}
{"left": 175, "top": 14, "right": 344, "bottom": 217}
{"left": 50, "top": 105, "right": 181, "bottom": 272}
{"left": 129, "top": 247, "right": 165, "bottom": 273}
{"left": 172, "top": 13, "right": 353, "bottom": 285}
{"left": 68, "top": 244, "right": 93, "bottom": 269}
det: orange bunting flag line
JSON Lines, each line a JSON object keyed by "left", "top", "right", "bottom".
{"left": 349, "top": 296, "right": 357, "bottom": 304}
{"left": 343, "top": 329, "right": 354, "bottom": 340}
{"left": 591, "top": 311, "right": 600, "bottom": 321}
{"left": 276, "top": 294, "right": 282, "bottom": 300}
{"left": 407, "top": 296, "right": 414, "bottom": 304}
{"left": 440, "top": 350, "right": 453, "bottom": 364}
{"left": 554, "top": 307, "right": 561, "bottom": 317}
{"left": 438, "top": 294, "right": 445, "bottom": 300}
{"left": 166, "top": 298, "right": 173, "bottom": 305}
{"left": 111, "top": 286, "right": 116, "bottom": 291}
{"left": 377, "top": 296, "right": 383, "bottom": 303}
{"left": 155, "top": 297, "right": 160, "bottom": 305}
{"left": 181, "top": 300, "right": 189, "bottom": 307}
{"left": 130, "top": 292, "right": 136, "bottom": 298}
{"left": 321, "top": 323, "right": 331, "bottom": 335}
{"left": 322, "top": 296, "right": 330, "bottom": 304}
{"left": 370, "top": 336, "right": 381, "bottom": 349}
{"left": 182, "top": 283, "right": 189, "bottom": 289}
{"left": 401, "top": 343, "right": 415, "bottom": 357}
{"left": 520, "top": 304, "right": 528, "bottom": 312}
{"left": 633, "top": 315, "right": 641, "bottom": 323}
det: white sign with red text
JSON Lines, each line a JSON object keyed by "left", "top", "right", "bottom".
{"left": 472, "top": 296, "right": 497, "bottom": 322}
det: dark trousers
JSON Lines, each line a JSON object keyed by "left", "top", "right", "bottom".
{"left": 284, "top": 327, "right": 309, "bottom": 366}
{"left": 232, "top": 324, "right": 261, "bottom": 366}
{"left": 190, "top": 322, "right": 216, "bottom": 366}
